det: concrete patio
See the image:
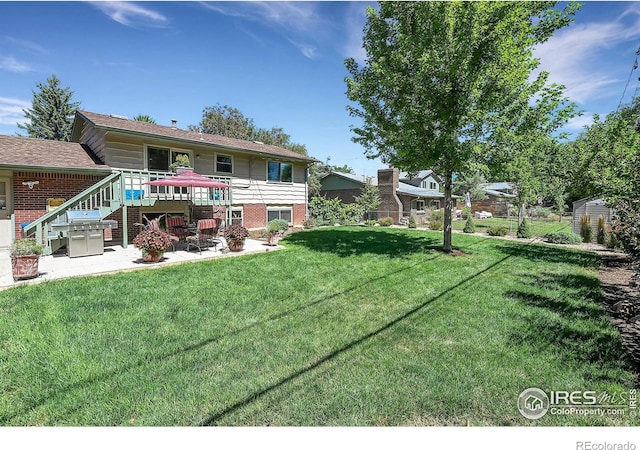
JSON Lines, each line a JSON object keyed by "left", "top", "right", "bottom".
{"left": 0, "top": 238, "right": 282, "bottom": 290}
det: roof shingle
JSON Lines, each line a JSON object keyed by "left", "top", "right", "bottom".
{"left": 76, "top": 111, "right": 318, "bottom": 163}
{"left": 0, "top": 135, "right": 109, "bottom": 171}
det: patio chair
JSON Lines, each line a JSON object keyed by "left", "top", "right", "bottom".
{"left": 186, "top": 218, "right": 222, "bottom": 254}
{"left": 166, "top": 215, "right": 188, "bottom": 250}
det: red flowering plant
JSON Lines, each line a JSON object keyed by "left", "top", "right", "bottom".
{"left": 133, "top": 229, "right": 173, "bottom": 255}
{"left": 223, "top": 224, "right": 249, "bottom": 241}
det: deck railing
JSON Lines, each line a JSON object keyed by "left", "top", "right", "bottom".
{"left": 22, "top": 169, "right": 234, "bottom": 254}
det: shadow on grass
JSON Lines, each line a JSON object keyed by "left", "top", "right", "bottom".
{"left": 494, "top": 241, "right": 601, "bottom": 269}
{"left": 0, "top": 255, "right": 436, "bottom": 425}
{"left": 283, "top": 227, "right": 441, "bottom": 257}
{"left": 506, "top": 271, "right": 633, "bottom": 383}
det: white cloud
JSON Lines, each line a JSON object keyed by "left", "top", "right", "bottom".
{"left": 342, "top": 2, "right": 371, "bottom": 63}
{"left": 90, "top": 2, "right": 168, "bottom": 28}
{"left": 564, "top": 113, "right": 595, "bottom": 132}
{"left": 201, "top": 1, "right": 327, "bottom": 59}
{"left": 534, "top": 5, "right": 640, "bottom": 104}
{"left": 0, "top": 56, "right": 32, "bottom": 73}
{"left": 0, "top": 97, "right": 30, "bottom": 126}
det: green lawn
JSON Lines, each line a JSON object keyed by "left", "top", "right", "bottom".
{"left": 0, "top": 227, "right": 636, "bottom": 426}
{"left": 451, "top": 216, "right": 571, "bottom": 236}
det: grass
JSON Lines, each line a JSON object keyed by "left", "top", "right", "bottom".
{"left": 451, "top": 216, "right": 570, "bottom": 237}
{"left": 0, "top": 227, "right": 637, "bottom": 426}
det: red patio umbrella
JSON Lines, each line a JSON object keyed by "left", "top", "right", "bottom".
{"left": 143, "top": 170, "right": 232, "bottom": 223}
{"left": 143, "top": 170, "right": 231, "bottom": 189}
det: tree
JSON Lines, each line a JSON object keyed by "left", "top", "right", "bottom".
{"left": 345, "top": 2, "right": 579, "bottom": 252}
{"left": 354, "top": 180, "right": 381, "bottom": 221}
{"left": 452, "top": 170, "right": 488, "bottom": 202}
{"left": 18, "top": 74, "right": 80, "bottom": 141}
{"left": 191, "top": 103, "right": 307, "bottom": 155}
{"left": 133, "top": 114, "right": 156, "bottom": 123}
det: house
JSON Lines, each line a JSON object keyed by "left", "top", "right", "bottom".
{"left": 572, "top": 198, "right": 614, "bottom": 236}
{"left": 319, "top": 167, "right": 456, "bottom": 224}
{"left": 469, "top": 182, "right": 516, "bottom": 217}
{"left": 0, "top": 110, "right": 317, "bottom": 253}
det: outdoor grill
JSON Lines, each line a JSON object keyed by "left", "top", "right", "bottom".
{"left": 50, "top": 210, "right": 118, "bottom": 258}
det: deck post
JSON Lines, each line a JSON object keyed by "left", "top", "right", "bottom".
{"left": 121, "top": 205, "right": 128, "bottom": 248}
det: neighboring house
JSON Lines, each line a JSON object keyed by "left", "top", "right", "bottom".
{"left": 572, "top": 198, "right": 614, "bottom": 236}
{"left": 0, "top": 110, "right": 317, "bottom": 253}
{"left": 319, "top": 167, "right": 456, "bottom": 224}
{"left": 470, "top": 182, "right": 516, "bottom": 217}
{"left": 318, "top": 171, "right": 375, "bottom": 204}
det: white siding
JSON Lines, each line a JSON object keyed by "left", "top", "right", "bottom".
{"left": 231, "top": 177, "right": 307, "bottom": 204}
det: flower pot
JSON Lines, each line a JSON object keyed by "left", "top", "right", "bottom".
{"left": 142, "top": 250, "right": 164, "bottom": 263}
{"left": 174, "top": 167, "right": 192, "bottom": 175}
{"left": 11, "top": 254, "right": 40, "bottom": 281}
{"left": 228, "top": 239, "right": 245, "bottom": 252}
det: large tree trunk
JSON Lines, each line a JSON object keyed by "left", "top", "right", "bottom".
{"left": 443, "top": 170, "right": 453, "bottom": 253}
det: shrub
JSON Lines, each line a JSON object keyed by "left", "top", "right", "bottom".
{"left": 378, "top": 217, "right": 394, "bottom": 227}
{"left": 431, "top": 209, "right": 444, "bottom": 222}
{"left": 516, "top": 217, "right": 532, "bottom": 239}
{"left": 10, "top": 239, "right": 44, "bottom": 256}
{"left": 364, "top": 220, "right": 377, "bottom": 227}
{"left": 267, "top": 219, "right": 289, "bottom": 234}
{"left": 429, "top": 220, "right": 443, "bottom": 231}
{"left": 580, "top": 214, "right": 593, "bottom": 243}
{"left": 596, "top": 215, "right": 606, "bottom": 245}
{"left": 408, "top": 216, "right": 417, "bottom": 229}
{"left": 487, "top": 225, "right": 508, "bottom": 236}
{"left": 530, "top": 207, "right": 552, "bottom": 218}
{"left": 544, "top": 231, "right": 582, "bottom": 245}
{"left": 461, "top": 206, "right": 472, "bottom": 219}
{"left": 463, "top": 216, "right": 475, "bottom": 233}
{"left": 302, "top": 218, "right": 315, "bottom": 229}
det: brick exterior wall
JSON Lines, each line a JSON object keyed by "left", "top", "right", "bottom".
{"left": 243, "top": 204, "right": 266, "bottom": 229}
{"left": 13, "top": 171, "right": 108, "bottom": 238}
{"left": 293, "top": 204, "right": 306, "bottom": 227}
{"left": 471, "top": 196, "right": 510, "bottom": 217}
{"left": 377, "top": 168, "right": 403, "bottom": 224}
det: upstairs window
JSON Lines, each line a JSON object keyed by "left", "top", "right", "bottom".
{"left": 216, "top": 154, "right": 233, "bottom": 173}
{"left": 147, "top": 146, "right": 191, "bottom": 172}
{"left": 267, "top": 161, "right": 292, "bottom": 183}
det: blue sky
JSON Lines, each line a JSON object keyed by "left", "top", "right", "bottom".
{"left": 1, "top": 1, "right": 640, "bottom": 179}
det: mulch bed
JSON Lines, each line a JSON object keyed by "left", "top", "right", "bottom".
{"left": 597, "top": 250, "right": 640, "bottom": 380}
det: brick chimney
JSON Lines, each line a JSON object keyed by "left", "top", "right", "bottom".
{"left": 377, "top": 167, "right": 403, "bottom": 224}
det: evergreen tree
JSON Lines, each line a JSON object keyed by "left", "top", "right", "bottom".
{"left": 18, "top": 74, "right": 80, "bottom": 141}
{"left": 516, "top": 217, "right": 532, "bottom": 238}
{"left": 133, "top": 114, "right": 156, "bottom": 123}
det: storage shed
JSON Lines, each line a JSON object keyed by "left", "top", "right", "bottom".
{"left": 572, "top": 198, "right": 614, "bottom": 236}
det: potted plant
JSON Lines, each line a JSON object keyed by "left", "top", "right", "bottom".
{"left": 169, "top": 154, "right": 192, "bottom": 174}
{"left": 224, "top": 224, "right": 249, "bottom": 252}
{"left": 11, "top": 238, "right": 44, "bottom": 281}
{"left": 133, "top": 229, "right": 173, "bottom": 262}
{"left": 266, "top": 219, "right": 289, "bottom": 246}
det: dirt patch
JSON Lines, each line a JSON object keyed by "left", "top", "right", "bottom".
{"left": 596, "top": 249, "right": 640, "bottom": 379}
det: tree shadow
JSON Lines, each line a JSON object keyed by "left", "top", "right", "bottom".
{"left": 505, "top": 271, "right": 634, "bottom": 383}
{"left": 283, "top": 227, "right": 442, "bottom": 258}
{"left": 494, "top": 241, "right": 601, "bottom": 269}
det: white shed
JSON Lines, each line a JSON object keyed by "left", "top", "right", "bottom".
{"left": 572, "top": 198, "right": 614, "bottom": 236}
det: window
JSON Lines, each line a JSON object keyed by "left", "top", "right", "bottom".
{"left": 430, "top": 181, "right": 437, "bottom": 190}
{"left": 148, "top": 146, "right": 170, "bottom": 171}
{"left": 147, "top": 146, "right": 191, "bottom": 172}
{"left": 416, "top": 200, "right": 425, "bottom": 211}
{"left": 267, "top": 207, "right": 292, "bottom": 224}
{"left": 267, "top": 161, "right": 293, "bottom": 183}
{"left": 431, "top": 200, "right": 441, "bottom": 209}
{"left": 216, "top": 154, "right": 233, "bottom": 173}
{"left": 230, "top": 207, "right": 243, "bottom": 226}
